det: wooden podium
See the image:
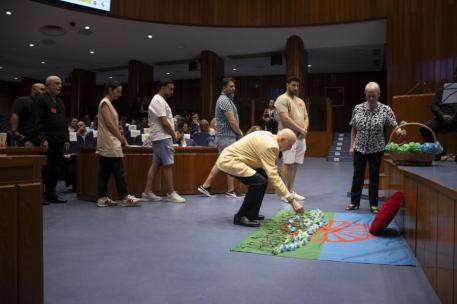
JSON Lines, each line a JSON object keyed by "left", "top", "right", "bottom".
{"left": 0, "top": 153, "right": 46, "bottom": 304}
{"left": 392, "top": 93, "right": 457, "bottom": 152}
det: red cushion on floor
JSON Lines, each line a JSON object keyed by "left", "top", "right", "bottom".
{"left": 369, "top": 192, "right": 404, "bottom": 236}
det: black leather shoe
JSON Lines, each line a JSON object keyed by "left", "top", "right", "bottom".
{"left": 252, "top": 214, "right": 265, "bottom": 221}
{"left": 45, "top": 194, "right": 67, "bottom": 204}
{"left": 234, "top": 216, "right": 260, "bottom": 227}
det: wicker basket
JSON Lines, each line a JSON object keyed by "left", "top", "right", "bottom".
{"left": 388, "top": 122, "right": 435, "bottom": 166}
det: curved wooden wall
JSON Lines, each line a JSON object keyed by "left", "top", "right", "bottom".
{"left": 109, "top": 0, "right": 457, "bottom": 103}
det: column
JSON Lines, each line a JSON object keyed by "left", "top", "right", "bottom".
{"left": 200, "top": 50, "right": 224, "bottom": 119}
{"left": 127, "top": 60, "right": 153, "bottom": 120}
{"left": 286, "top": 35, "right": 308, "bottom": 99}
{"left": 70, "top": 69, "right": 96, "bottom": 119}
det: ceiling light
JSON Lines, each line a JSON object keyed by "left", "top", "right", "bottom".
{"left": 147, "top": 34, "right": 153, "bottom": 39}
{"left": 89, "top": 50, "right": 95, "bottom": 54}
{"left": 14, "top": 77, "right": 19, "bottom": 80}
{"left": 232, "top": 68, "right": 237, "bottom": 71}
{"left": 84, "top": 26, "right": 90, "bottom": 30}
{"left": 166, "top": 72, "right": 171, "bottom": 75}
{"left": 5, "top": 11, "right": 12, "bottom": 16}
{"left": 0, "top": 66, "right": 3, "bottom": 70}
{"left": 307, "top": 64, "right": 312, "bottom": 68}
{"left": 177, "top": 45, "right": 184, "bottom": 49}
{"left": 108, "top": 76, "right": 113, "bottom": 79}
{"left": 29, "top": 43, "right": 35, "bottom": 47}
{"left": 41, "top": 61, "right": 45, "bottom": 64}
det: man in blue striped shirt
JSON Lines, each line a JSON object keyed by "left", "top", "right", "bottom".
{"left": 198, "top": 78, "right": 244, "bottom": 198}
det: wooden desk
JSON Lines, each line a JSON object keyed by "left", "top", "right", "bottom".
{"left": 1, "top": 147, "right": 42, "bottom": 155}
{"left": 384, "top": 160, "right": 457, "bottom": 304}
{"left": 77, "top": 146, "right": 274, "bottom": 201}
{"left": 0, "top": 154, "right": 46, "bottom": 304}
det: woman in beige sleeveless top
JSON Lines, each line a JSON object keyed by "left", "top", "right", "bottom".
{"left": 96, "top": 81, "right": 141, "bottom": 207}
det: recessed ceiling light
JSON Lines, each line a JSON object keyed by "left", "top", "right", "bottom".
{"left": 14, "top": 77, "right": 19, "bottom": 80}
{"left": 41, "top": 61, "right": 45, "bottom": 64}
{"left": 147, "top": 34, "right": 153, "bottom": 39}
{"left": 177, "top": 45, "right": 184, "bottom": 49}
{"left": 5, "top": 11, "right": 12, "bottom": 16}
{"left": 84, "top": 26, "right": 91, "bottom": 30}
{"left": 0, "top": 66, "right": 3, "bottom": 70}
{"left": 108, "top": 76, "right": 113, "bottom": 79}
{"left": 29, "top": 43, "right": 35, "bottom": 47}
{"left": 307, "top": 64, "right": 312, "bottom": 68}
{"left": 89, "top": 50, "right": 95, "bottom": 54}
{"left": 232, "top": 68, "right": 237, "bottom": 71}
{"left": 166, "top": 72, "right": 171, "bottom": 75}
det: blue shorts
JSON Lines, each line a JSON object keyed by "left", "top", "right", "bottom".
{"left": 152, "top": 138, "right": 174, "bottom": 166}
{"left": 216, "top": 136, "right": 237, "bottom": 153}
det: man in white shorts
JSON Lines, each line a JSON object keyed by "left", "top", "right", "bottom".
{"left": 275, "top": 76, "right": 309, "bottom": 202}
{"left": 142, "top": 79, "right": 185, "bottom": 203}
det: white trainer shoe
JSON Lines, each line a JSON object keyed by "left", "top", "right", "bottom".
{"left": 120, "top": 195, "right": 142, "bottom": 207}
{"left": 167, "top": 191, "right": 186, "bottom": 203}
{"left": 142, "top": 192, "right": 162, "bottom": 202}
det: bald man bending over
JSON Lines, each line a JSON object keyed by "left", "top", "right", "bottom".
{"left": 34, "top": 76, "right": 70, "bottom": 204}
{"left": 10, "top": 83, "right": 45, "bottom": 146}
{"left": 216, "top": 129, "right": 304, "bottom": 227}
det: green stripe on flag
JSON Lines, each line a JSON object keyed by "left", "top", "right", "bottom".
{"left": 231, "top": 210, "right": 334, "bottom": 260}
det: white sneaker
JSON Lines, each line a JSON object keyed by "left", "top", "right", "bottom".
{"left": 97, "top": 197, "right": 117, "bottom": 207}
{"left": 280, "top": 196, "right": 288, "bottom": 203}
{"left": 142, "top": 192, "right": 162, "bottom": 202}
{"left": 120, "top": 195, "right": 142, "bottom": 207}
{"left": 292, "top": 191, "right": 306, "bottom": 201}
{"left": 167, "top": 191, "right": 186, "bottom": 203}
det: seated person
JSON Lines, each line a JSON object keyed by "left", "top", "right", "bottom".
{"left": 182, "top": 123, "right": 190, "bottom": 135}
{"left": 209, "top": 117, "right": 216, "bottom": 136}
{"left": 68, "top": 117, "right": 78, "bottom": 132}
{"left": 420, "top": 68, "right": 457, "bottom": 159}
{"left": 77, "top": 121, "right": 92, "bottom": 140}
{"left": 91, "top": 115, "right": 99, "bottom": 131}
{"left": 175, "top": 130, "right": 193, "bottom": 147}
{"left": 188, "top": 112, "right": 201, "bottom": 134}
{"left": 192, "top": 119, "right": 214, "bottom": 146}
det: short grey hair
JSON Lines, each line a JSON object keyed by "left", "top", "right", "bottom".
{"left": 365, "top": 82, "right": 381, "bottom": 93}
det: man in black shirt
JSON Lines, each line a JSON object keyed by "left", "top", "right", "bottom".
{"left": 10, "top": 83, "right": 45, "bottom": 146}
{"left": 34, "top": 76, "right": 70, "bottom": 204}
{"left": 420, "top": 68, "right": 457, "bottom": 159}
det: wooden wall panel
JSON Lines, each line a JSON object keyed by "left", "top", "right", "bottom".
{"left": 436, "top": 191, "right": 454, "bottom": 304}
{"left": 417, "top": 186, "right": 438, "bottom": 289}
{"left": 70, "top": 69, "right": 96, "bottom": 119}
{"left": 0, "top": 80, "right": 22, "bottom": 114}
{"left": 17, "top": 183, "right": 43, "bottom": 304}
{"left": 109, "top": 0, "right": 457, "bottom": 107}
{"left": 128, "top": 60, "right": 153, "bottom": 120}
{"left": 403, "top": 176, "right": 418, "bottom": 253}
{"left": 308, "top": 72, "right": 386, "bottom": 132}
{"left": 0, "top": 185, "right": 18, "bottom": 304}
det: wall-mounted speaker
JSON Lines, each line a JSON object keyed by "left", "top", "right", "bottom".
{"left": 270, "top": 53, "right": 282, "bottom": 66}
{"left": 189, "top": 59, "right": 200, "bottom": 71}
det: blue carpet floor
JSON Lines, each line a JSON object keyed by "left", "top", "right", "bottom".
{"left": 43, "top": 158, "right": 439, "bottom": 304}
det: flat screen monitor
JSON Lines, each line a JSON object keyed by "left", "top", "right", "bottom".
{"left": 56, "top": 0, "right": 111, "bottom": 12}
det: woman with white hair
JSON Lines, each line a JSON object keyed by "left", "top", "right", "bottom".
{"left": 346, "top": 82, "right": 405, "bottom": 213}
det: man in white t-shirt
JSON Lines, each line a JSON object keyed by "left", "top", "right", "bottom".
{"left": 142, "top": 79, "right": 185, "bottom": 203}
{"left": 275, "top": 76, "right": 309, "bottom": 202}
